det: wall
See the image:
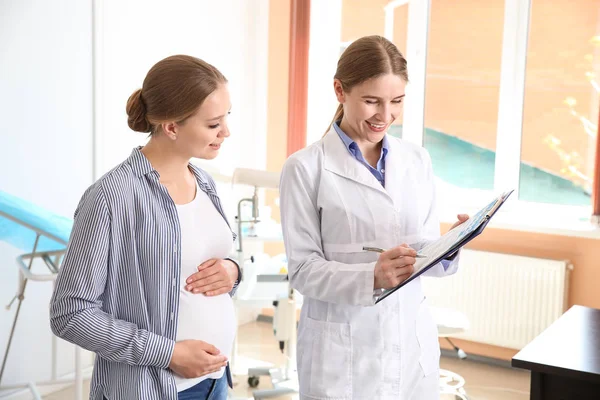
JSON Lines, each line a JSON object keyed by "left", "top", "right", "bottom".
{"left": 0, "top": 0, "right": 270, "bottom": 396}
{"left": 96, "top": 0, "right": 269, "bottom": 178}
{"left": 0, "top": 0, "right": 95, "bottom": 390}
{"left": 264, "top": 0, "right": 291, "bottom": 258}
{"left": 305, "top": 0, "right": 343, "bottom": 145}
{"left": 339, "top": 0, "right": 407, "bottom": 128}
{"left": 341, "top": 0, "right": 387, "bottom": 42}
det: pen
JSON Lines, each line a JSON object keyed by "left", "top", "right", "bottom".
{"left": 362, "top": 246, "right": 427, "bottom": 258}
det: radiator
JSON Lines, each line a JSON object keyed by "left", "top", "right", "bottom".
{"left": 421, "top": 249, "right": 572, "bottom": 350}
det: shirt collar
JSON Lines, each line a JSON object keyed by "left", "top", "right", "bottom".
{"left": 333, "top": 121, "right": 389, "bottom": 159}
{"left": 127, "top": 147, "right": 155, "bottom": 177}
{"left": 126, "top": 147, "right": 215, "bottom": 195}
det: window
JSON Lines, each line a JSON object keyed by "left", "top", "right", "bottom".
{"left": 423, "top": 0, "right": 505, "bottom": 193}
{"left": 312, "top": 0, "right": 599, "bottom": 228}
{"left": 519, "top": 0, "right": 599, "bottom": 207}
{"left": 393, "top": 0, "right": 598, "bottom": 226}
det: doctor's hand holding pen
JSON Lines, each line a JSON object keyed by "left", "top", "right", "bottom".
{"left": 373, "top": 244, "right": 417, "bottom": 290}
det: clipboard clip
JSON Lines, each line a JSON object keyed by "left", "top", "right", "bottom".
{"left": 486, "top": 190, "right": 514, "bottom": 218}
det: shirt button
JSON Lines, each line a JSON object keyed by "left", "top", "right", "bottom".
{"left": 172, "top": 278, "right": 176, "bottom": 287}
{"left": 170, "top": 312, "right": 174, "bottom": 321}
{"left": 381, "top": 169, "right": 385, "bottom": 173}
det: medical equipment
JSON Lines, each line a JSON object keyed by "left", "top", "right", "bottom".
{"left": 230, "top": 166, "right": 284, "bottom": 306}
{"left": 229, "top": 167, "right": 299, "bottom": 399}
{"left": 246, "top": 277, "right": 298, "bottom": 400}
{"left": 0, "top": 190, "right": 88, "bottom": 400}
{"left": 231, "top": 168, "right": 280, "bottom": 254}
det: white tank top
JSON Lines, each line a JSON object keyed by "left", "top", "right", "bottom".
{"left": 174, "top": 183, "right": 236, "bottom": 392}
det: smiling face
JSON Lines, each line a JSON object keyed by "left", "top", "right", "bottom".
{"left": 334, "top": 73, "right": 406, "bottom": 146}
{"left": 169, "top": 83, "right": 232, "bottom": 160}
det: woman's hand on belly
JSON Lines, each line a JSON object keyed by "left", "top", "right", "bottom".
{"left": 185, "top": 259, "right": 238, "bottom": 296}
{"left": 169, "top": 340, "right": 228, "bottom": 379}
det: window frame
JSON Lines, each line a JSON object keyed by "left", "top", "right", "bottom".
{"left": 394, "top": 0, "right": 595, "bottom": 227}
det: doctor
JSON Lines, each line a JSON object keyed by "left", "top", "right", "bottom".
{"left": 279, "top": 35, "right": 468, "bottom": 399}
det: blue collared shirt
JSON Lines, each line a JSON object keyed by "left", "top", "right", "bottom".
{"left": 50, "top": 148, "right": 239, "bottom": 400}
{"left": 333, "top": 121, "right": 388, "bottom": 187}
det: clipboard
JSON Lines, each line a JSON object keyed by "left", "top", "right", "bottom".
{"left": 374, "top": 189, "right": 514, "bottom": 304}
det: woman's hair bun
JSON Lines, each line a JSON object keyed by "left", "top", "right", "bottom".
{"left": 126, "top": 89, "right": 152, "bottom": 133}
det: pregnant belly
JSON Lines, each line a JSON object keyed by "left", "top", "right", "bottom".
{"left": 176, "top": 292, "right": 237, "bottom": 359}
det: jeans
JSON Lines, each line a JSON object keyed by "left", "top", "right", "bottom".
{"left": 177, "top": 374, "right": 228, "bottom": 400}
{"left": 101, "top": 368, "right": 230, "bottom": 400}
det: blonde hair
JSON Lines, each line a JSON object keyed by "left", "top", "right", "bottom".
{"left": 325, "top": 35, "right": 408, "bottom": 136}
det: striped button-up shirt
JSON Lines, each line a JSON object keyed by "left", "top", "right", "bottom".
{"left": 50, "top": 148, "right": 239, "bottom": 400}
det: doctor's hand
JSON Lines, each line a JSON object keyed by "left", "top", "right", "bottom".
{"left": 169, "top": 340, "right": 228, "bottom": 379}
{"left": 373, "top": 244, "right": 416, "bottom": 290}
{"left": 450, "top": 214, "right": 470, "bottom": 230}
{"left": 185, "top": 259, "right": 238, "bottom": 296}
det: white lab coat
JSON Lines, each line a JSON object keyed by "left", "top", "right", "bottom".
{"left": 279, "top": 128, "right": 460, "bottom": 399}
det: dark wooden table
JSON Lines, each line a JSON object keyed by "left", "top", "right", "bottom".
{"left": 512, "top": 305, "right": 600, "bottom": 400}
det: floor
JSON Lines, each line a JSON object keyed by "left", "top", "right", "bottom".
{"left": 43, "top": 320, "right": 530, "bottom": 400}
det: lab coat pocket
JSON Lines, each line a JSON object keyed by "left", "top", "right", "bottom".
{"left": 415, "top": 298, "right": 441, "bottom": 377}
{"left": 301, "top": 316, "right": 352, "bottom": 399}
{"left": 322, "top": 243, "right": 376, "bottom": 265}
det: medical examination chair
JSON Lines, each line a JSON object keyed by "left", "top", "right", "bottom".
{"left": 0, "top": 190, "right": 86, "bottom": 400}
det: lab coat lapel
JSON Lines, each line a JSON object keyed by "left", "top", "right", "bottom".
{"left": 383, "top": 134, "right": 411, "bottom": 210}
{"left": 322, "top": 127, "right": 390, "bottom": 199}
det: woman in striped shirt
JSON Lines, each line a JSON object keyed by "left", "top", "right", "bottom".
{"left": 50, "top": 55, "right": 241, "bottom": 400}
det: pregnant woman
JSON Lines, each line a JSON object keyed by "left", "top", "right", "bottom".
{"left": 50, "top": 55, "right": 241, "bottom": 400}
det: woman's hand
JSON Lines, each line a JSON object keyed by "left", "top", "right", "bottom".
{"left": 169, "top": 340, "right": 228, "bottom": 378}
{"left": 185, "top": 259, "right": 238, "bottom": 296}
{"left": 373, "top": 244, "right": 416, "bottom": 290}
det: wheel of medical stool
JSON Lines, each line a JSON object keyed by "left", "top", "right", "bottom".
{"left": 248, "top": 376, "right": 260, "bottom": 388}
{"left": 440, "top": 368, "right": 468, "bottom": 400}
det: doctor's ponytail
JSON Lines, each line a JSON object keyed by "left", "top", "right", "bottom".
{"left": 324, "top": 35, "right": 408, "bottom": 137}
{"left": 325, "top": 104, "right": 345, "bottom": 135}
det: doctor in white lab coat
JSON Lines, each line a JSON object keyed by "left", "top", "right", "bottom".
{"left": 279, "top": 35, "right": 469, "bottom": 400}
